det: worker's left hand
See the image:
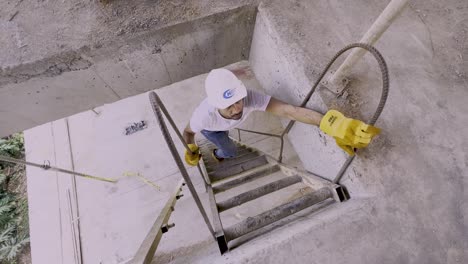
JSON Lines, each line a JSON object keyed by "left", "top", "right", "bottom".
{"left": 184, "top": 144, "right": 201, "bottom": 166}
{"left": 319, "top": 110, "right": 381, "bottom": 156}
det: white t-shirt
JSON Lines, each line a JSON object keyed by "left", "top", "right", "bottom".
{"left": 190, "top": 90, "right": 271, "bottom": 132}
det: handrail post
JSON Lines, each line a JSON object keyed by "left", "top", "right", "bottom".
{"left": 278, "top": 137, "right": 284, "bottom": 162}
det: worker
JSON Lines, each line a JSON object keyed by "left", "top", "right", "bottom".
{"left": 183, "top": 69, "right": 380, "bottom": 165}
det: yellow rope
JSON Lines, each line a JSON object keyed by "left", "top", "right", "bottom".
{"left": 122, "top": 171, "right": 162, "bottom": 191}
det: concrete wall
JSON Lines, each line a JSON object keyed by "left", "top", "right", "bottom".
{"left": 0, "top": 4, "right": 257, "bottom": 137}
{"left": 249, "top": 0, "right": 467, "bottom": 263}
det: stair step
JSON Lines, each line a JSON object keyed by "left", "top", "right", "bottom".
{"left": 217, "top": 175, "right": 302, "bottom": 212}
{"left": 203, "top": 150, "right": 256, "bottom": 169}
{"left": 206, "top": 152, "right": 264, "bottom": 173}
{"left": 198, "top": 140, "right": 250, "bottom": 151}
{"left": 223, "top": 187, "right": 332, "bottom": 242}
{"left": 213, "top": 164, "right": 280, "bottom": 194}
{"left": 209, "top": 155, "right": 269, "bottom": 182}
{"left": 200, "top": 147, "right": 251, "bottom": 159}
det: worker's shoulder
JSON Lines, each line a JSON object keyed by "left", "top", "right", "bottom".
{"left": 192, "top": 98, "right": 215, "bottom": 118}
{"left": 246, "top": 89, "right": 268, "bottom": 97}
{"left": 244, "top": 89, "right": 270, "bottom": 106}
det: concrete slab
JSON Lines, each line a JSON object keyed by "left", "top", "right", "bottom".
{"left": 24, "top": 120, "right": 82, "bottom": 263}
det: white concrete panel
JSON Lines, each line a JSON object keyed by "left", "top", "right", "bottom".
{"left": 24, "top": 124, "right": 65, "bottom": 264}
{"left": 0, "top": 70, "right": 120, "bottom": 136}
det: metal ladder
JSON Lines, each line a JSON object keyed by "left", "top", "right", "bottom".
{"left": 197, "top": 138, "right": 349, "bottom": 254}
{"left": 141, "top": 43, "right": 388, "bottom": 259}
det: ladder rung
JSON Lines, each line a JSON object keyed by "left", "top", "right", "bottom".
{"left": 209, "top": 155, "right": 268, "bottom": 181}
{"left": 217, "top": 175, "right": 302, "bottom": 212}
{"left": 213, "top": 164, "right": 279, "bottom": 194}
{"left": 223, "top": 187, "right": 332, "bottom": 241}
{"left": 204, "top": 151, "right": 256, "bottom": 170}
{"left": 206, "top": 148, "right": 251, "bottom": 156}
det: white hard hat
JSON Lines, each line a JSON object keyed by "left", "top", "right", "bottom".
{"left": 205, "top": 69, "right": 247, "bottom": 109}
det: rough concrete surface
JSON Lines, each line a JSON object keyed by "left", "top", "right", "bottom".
{"left": 1, "top": 1, "right": 259, "bottom": 137}
{"left": 0, "top": 0, "right": 259, "bottom": 69}
{"left": 248, "top": 0, "right": 467, "bottom": 263}
{"left": 13, "top": 0, "right": 468, "bottom": 263}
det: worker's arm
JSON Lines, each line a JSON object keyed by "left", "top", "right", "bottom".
{"left": 183, "top": 123, "right": 196, "bottom": 145}
{"left": 182, "top": 124, "right": 200, "bottom": 166}
{"left": 265, "top": 97, "right": 323, "bottom": 126}
{"left": 265, "top": 97, "right": 380, "bottom": 156}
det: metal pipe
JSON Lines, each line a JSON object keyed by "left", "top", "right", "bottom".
{"left": 333, "top": 44, "right": 389, "bottom": 184}
{"left": 234, "top": 128, "right": 284, "bottom": 161}
{"left": 283, "top": 44, "right": 390, "bottom": 184}
{"left": 197, "top": 164, "right": 211, "bottom": 185}
{"left": 328, "top": 0, "right": 409, "bottom": 93}
{"left": 278, "top": 137, "right": 285, "bottom": 162}
{"left": 333, "top": 156, "right": 355, "bottom": 184}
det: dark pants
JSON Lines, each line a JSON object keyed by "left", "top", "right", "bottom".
{"left": 200, "top": 130, "right": 237, "bottom": 158}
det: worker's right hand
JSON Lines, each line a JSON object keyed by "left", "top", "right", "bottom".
{"left": 319, "top": 110, "right": 381, "bottom": 155}
{"left": 184, "top": 144, "right": 201, "bottom": 166}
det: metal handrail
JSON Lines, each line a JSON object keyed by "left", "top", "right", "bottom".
{"left": 235, "top": 128, "right": 285, "bottom": 162}
{"left": 130, "top": 179, "right": 184, "bottom": 264}
{"left": 149, "top": 91, "right": 215, "bottom": 237}
{"left": 236, "top": 43, "right": 389, "bottom": 184}
{"left": 129, "top": 92, "right": 215, "bottom": 264}
{"left": 151, "top": 92, "right": 211, "bottom": 185}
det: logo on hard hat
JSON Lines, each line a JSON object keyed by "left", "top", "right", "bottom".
{"left": 223, "top": 89, "right": 235, "bottom": 99}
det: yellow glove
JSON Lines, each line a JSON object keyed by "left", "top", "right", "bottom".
{"left": 184, "top": 144, "right": 201, "bottom": 166}
{"left": 319, "top": 110, "right": 381, "bottom": 156}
